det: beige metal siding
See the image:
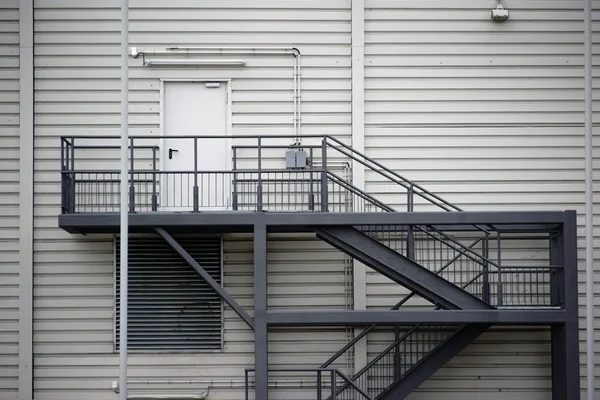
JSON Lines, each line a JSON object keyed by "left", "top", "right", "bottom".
{"left": 33, "top": 1, "right": 351, "bottom": 399}
{"left": 0, "top": 1, "right": 19, "bottom": 398}
{"left": 364, "top": 1, "right": 594, "bottom": 398}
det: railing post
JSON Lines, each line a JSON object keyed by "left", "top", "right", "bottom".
{"left": 70, "top": 136, "right": 75, "bottom": 171}
{"left": 70, "top": 138, "right": 76, "bottom": 213}
{"left": 151, "top": 146, "right": 158, "bottom": 211}
{"left": 330, "top": 370, "right": 336, "bottom": 400}
{"left": 257, "top": 138, "right": 263, "bottom": 212}
{"left": 193, "top": 137, "right": 199, "bottom": 212}
{"left": 497, "top": 232, "right": 503, "bottom": 307}
{"left": 394, "top": 325, "right": 401, "bottom": 381}
{"left": 60, "top": 139, "right": 66, "bottom": 213}
{"left": 244, "top": 370, "right": 249, "bottom": 400}
{"left": 321, "top": 139, "right": 328, "bottom": 212}
{"left": 129, "top": 137, "right": 135, "bottom": 213}
{"left": 317, "top": 370, "right": 322, "bottom": 400}
{"left": 482, "top": 234, "right": 490, "bottom": 303}
{"left": 406, "top": 185, "right": 415, "bottom": 259}
{"left": 309, "top": 147, "right": 314, "bottom": 210}
{"left": 232, "top": 147, "right": 238, "bottom": 210}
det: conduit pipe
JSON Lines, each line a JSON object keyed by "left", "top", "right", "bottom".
{"left": 119, "top": 0, "right": 129, "bottom": 399}
{"left": 114, "top": 379, "right": 334, "bottom": 390}
{"left": 131, "top": 46, "right": 302, "bottom": 143}
{"left": 584, "top": 0, "right": 594, "bottom": 398}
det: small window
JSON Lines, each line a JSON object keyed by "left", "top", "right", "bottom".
{"left": 114, "top": 234, "right": 223, "bottom": 351}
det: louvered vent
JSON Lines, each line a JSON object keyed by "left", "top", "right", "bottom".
{"left": 115, "top": 235, "right": 223, "bottom": 351}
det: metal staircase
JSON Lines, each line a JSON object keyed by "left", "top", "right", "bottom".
{"left": 58, "top": 134, "right": 573, "bottom": 399}
{"left": 314, "top": 138, "right": 497, "bottom": 399}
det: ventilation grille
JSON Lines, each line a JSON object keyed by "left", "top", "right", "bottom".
{"left": 115, "top": 235, "right": 222, "bottom": 351}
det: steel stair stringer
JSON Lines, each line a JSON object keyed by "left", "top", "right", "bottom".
{"left": 378, "top": 324, "right": 490, "bottom": 400}
{"left": 314, "top": 226, "right": 493, "bottom": 310}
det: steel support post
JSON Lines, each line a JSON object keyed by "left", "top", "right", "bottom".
{"left": 549, "top": 232, "right": 564, "bottom": 308}
{"left": 552, "top": 211, "right": 581, "bottom": 399}
{"left": 254, "top": 223, "right": 269, "bottom": 400}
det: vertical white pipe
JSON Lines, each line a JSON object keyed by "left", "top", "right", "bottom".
{"left": 297, "top": 53, "right": 302, "bottom": 142}
{"left": 351, "top": 0, "right": 367, "bottom": 373}
{"left": 293, "top": 55, "right": 297, "bottom": 141}
{"left": 119, "top": 0, "right": 129, "bottom": 399}
{"left": 584, "top": 0, "right": 594, "bottom": 399}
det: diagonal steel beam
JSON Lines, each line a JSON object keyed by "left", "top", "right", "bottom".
{"left": 379, "top": 324, "right": 490, "bottom": 400}
{"left": 314, "top": 226, "right": 492, "bottom": 310}
{"left": 155, "top": 228, "right": 255, "bottom": 330}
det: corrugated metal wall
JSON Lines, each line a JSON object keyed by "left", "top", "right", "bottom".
{"left": 32, "top": 1, "right": 351, "bottom": 399}
{"left": 0, "top": 1, "right": 19, "bottom": 398}
{"left": 364, "top": 1, "right": 594, "bottom": 398}
{"left": 25, "top": 0, "right": 599, "bottom": 398}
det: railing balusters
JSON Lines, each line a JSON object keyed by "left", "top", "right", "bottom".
{"left": 321, "top": 139, "right": 329, "bottom": 212}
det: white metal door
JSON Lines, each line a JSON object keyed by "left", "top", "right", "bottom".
{"left": 161, "top": 81, "right": 230, "bottom": 211}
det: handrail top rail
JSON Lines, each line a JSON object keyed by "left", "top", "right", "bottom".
{"left": 62, "top": 168, "right": 327, "bottom": 174}
{"left": 61, "top": 134, "right": 333, "bottom": 141}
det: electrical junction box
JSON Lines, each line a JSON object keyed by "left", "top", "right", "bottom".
{"left": 285, "top": 150, "right": 307, "bottom": 169}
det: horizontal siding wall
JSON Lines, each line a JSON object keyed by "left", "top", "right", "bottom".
{"left": 368, "top": 327, "right": 553, "bottom": 400}
{"left": 0, "top": 1, "right": 19, "bottom": 399}
{"left": 33, "top": 233, "right": 349, "bottom": 400}
{"left": 364, "top": 1, "right": 598, "bottom": 399}
{"left": 33, "top": 1, "right": 351, "bottom": 399}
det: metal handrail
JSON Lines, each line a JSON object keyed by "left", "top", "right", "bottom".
{"left": 328, "top": 266, "right": 492, "bottom": 397}
{"left": 324, "top": 135, "right": 461, "bottom": 212}
{"left": 244, "top": 367, "right": 373, "bottom": 400}
{"left": 62, "top": 168, "right": 325, "bottom": 174}
{"left": 319, "top": 238, "right": 485, "bottom": 370}
{"left": 416, "top": 226, "right": 500, "bottom": 270}
{"left": 329, "top": 324, "right": 461, "bottom": 400}
{"left": 326, "top": 171, "right": 393, "bottom": 212}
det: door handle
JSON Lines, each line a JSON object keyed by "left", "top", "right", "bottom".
{"left": 169, "top": 148, "right": 178, "bottom": 159}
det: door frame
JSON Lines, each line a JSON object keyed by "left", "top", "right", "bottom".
{"left": 159, "top": 78, "right": 233, "bottom": 172}
{"left": 158, "top": 78, "right": 234, "bottom": 210}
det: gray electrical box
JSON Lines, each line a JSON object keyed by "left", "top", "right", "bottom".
{"left": 285, "top": 150, "right": 307, "bottom": 169}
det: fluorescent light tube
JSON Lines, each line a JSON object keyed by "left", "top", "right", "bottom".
{"left": 144, "top": 59, "right": 246, "bottom": 67}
